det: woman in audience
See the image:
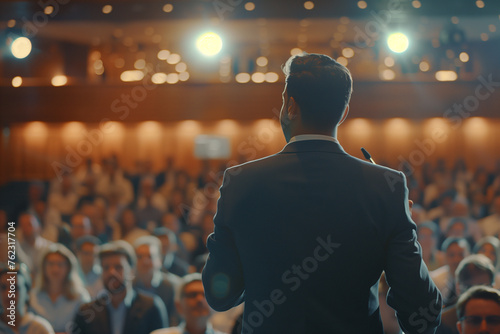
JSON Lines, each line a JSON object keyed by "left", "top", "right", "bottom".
{"left": 473, "top": 236, "right": 500, "bottom": 288}
{"left": 30, "top": 243, "right": 90, "bottom": 334}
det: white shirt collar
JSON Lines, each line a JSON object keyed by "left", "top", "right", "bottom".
{"left": 288, "top": 134, "right": 339, "bottom": 144}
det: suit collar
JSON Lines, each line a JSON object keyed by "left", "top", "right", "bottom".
{"left": 280, "top": 139, "right": 348, "bottom": 155}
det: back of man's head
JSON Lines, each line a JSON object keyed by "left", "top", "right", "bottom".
{"left": 282, "top": 53, "right": 352, "bottom": 131}
{"left": 456, "top": 285, "right": 500, "bottom": 319}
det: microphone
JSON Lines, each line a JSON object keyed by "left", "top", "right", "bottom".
{"left": 361, "top": 147, "right": 376, "bottom": 165}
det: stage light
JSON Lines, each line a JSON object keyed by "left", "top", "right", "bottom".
{"left": 337, "top": 57, "right": 348, "bottom": 66}
{"left": 51, "top": 75, "right": 68, "bottom": 86}
{"left": 419, "top": 61, "right": 430, "bottom": 72}
{"left": 102, "top": 5, "right": 112, "bottom": 14}
{"left": 476, "top": 0, "right": 485, "bottom": 9}
{"left": 435, "top": 71, "right": 457, "bottom": 81}
{"left": 12, "top": 76, "right": 22, "bottom": 87}
{"left": 235, "top": 73, "right": 250, "bottom": 83}
{"left": 387, "top": 33, "right": 409, "bottom": 53}
{"left": 44, "top": 6, "right": 54, "bottom": 15}
{"left": 480, "top": 33, "right": 489, "bottom": 41}
{"left": 245, "top": 2, "right": 255, "bottom": 11}
{"left": 175, "top": 62, "right": 187, "bottom": 72}
{"left": 251, "top": 72, "right": 265, "bottom": 83}
{"left": 489, "top": 24, "right": 497, "bottom": 32}
{"left": 304, "top": 1, "right": 314, "bottom": 10}
{"left": 265, "top": 72, "right": 279, "bottom": 83}
{"left": 166, "top": 73, "right": 179, "bottom": 84}
{"left": 163, "top": 4, "right": 173, "bottom": 13}
{"left": 256, "top": 56, "right": 268, "bottom": 67}
{"left": 152, "top": 73, "right": 167, "bottom": 84}
{"left": 342, "top": 48, "right": 354, "bottom": 58}
{"left": 196, "top": 32, "right": 223, "bottom": 57}
{"left": 380, "top": 69, "right": 395, "bottom": 81}
{"left": 179, "top": 72, "right": 190, "bottom": 81}
{"left": 134, "top": 59, "right": 146, "bottom": 69}
{"left": 290, "top": 48, "right": 302, "bottom": 56}
{"left": 157, "top": 50, "right": 170, "bottom": 60}
{"left": 357, "top": 1, "right": 367, "bottom": 9}
{"left": 411, "top": 1, "right": 421, "bottom": 8}
{"left": 167, "top": 53, "right": 181, "bottom": 64}
{"left": 11, "top": 37, "right": 32, "bottom": 59}
{"left": 459, "top": 52, "right": 469, "bottom": 62}
{"left": 7, "top": 19, "right": 16, "bottom": 28}
{"left": 384, "top": 56, "right": 395, "bottom": 67}
{"left": 120, "top": 70, "right": 144, "bottom": 82}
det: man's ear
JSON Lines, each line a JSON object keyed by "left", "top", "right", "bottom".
{"left": 338, "top": 105, "right": 349, "bottom": 125}
{"left": 288, "top": 96, "right": 299, "bottom": 119}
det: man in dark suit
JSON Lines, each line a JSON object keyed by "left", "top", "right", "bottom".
{"left": 71, "top": 240, "right": 168, "bottom": 334}
{"left": 202, "top": 53, "right": 442, "bottom": 334}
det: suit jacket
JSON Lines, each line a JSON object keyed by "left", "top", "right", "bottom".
{"left": 71, "top": 289, "right": 168, "bottom": 334}
{"left": 202, "top": 140, "right": 442, "bottom": 334}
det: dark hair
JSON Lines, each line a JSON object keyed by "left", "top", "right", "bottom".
{"left": 457, "top": 285, "right": 500, "bottom": 319}
{"left": 455, "top": 254, "right": 495, "bottom": 291}
{"left": 474, "top": 236, "right": 500, "bottom": 268}
{"left": 175, "top": 272, "right": 203, "bottom": 302}
{"left": 282, "top": 53, "right": 352, "bottom": 131}
{"left": 99, "top": 240, "right": 136, "bottom": 268}
{"left": 441, "top": 237, "right": 470, "bottom": 253}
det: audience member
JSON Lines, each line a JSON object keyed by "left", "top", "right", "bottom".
{"left": 456, "top": 285, "right": 500, "bottom": 334}
{"left": 72, "top": 240, "right": 168, "bottom": 334}
{"left": 474, "top": 236, "right": 500, "bottom": 288}
{"left": 30, "top": 244, "right": 90, "bottom": 333}
{"left": 75, "top": 235, "right": 104, "bottom": 298}
{"left": 418, "top": 221, "right": 444, "bottom": 271}
{"left": 0, "top": 263, "right": 55, "bottom": 334}
{"left": 133, "top": 235, "right": 180, "bottom": 325}
{"left": 150, "top": 273, "right": 224, "bottom": 334}
{"left": 116, "top": 207, "right": 150, "bottom": 245}
{"left": 478, "top": 195, "right": 500, "bottom": 237}
{"left": 154, "top": 227, "right": 189, "bottom": 277}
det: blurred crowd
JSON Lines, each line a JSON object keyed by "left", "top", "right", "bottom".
{"left": 0, "top": 155, "right": 499, "bottom": 334}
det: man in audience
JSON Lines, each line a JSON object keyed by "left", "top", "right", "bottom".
{"left": 436, "top": 254, "right": 495, "bottom": 334}
{"left": 154, "top": 227, "right": 189, "bottom": 277}
{"left": 71, "top": 240, "right": 168, "bottom": 334}
{"left": 18, "top": 212, "right": 52, "bottom": 280}
{"left": 0, "top": 263, "right": 55, "bottom": 334}
{"left": 75, "top": 235, "right": 103, "bottom": 298}
{"left": 432, "top": 237, "right": 470, "bottom": 307}
{"left": 456, "top": 285, "right": 500, "bottom": 334}
{"left": 133, "top": 235, "right": 180, "bottom": 326}
{"left": 151, "top": 273, "right": 224, "bottom": 334}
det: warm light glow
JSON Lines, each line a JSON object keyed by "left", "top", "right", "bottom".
{"left": 12, "top": 76, "right": 22, "bottom": 87}
{"left": 179, "top": 72, "right": 190, "bottom": 81}
{"left": 384, "top": 56, "right": 395, "bottom": 67}
{"left": 265, "top": 72, "right": 279, "bottom": 83}
{"left": 62, "top": 122, "right": 85, "bottom": 143}
{"left": 387, "top": 33, "right": 409, "bottom": 53}
{"left": 463, "top": 117, "right": 489, "bottom": 144}
{"left": 342, "top": 48, "right": 354, "bottom": 58}
{"left": 44, "top": 6, "right": 54, "bottom": 15}
{"left": 102, "top": 5, "right": 112, "bottom": 14}
{"left": 256, "top": 56, "right": 268, "bottom": 67}
{"left": 163, "top": 4, "right": 173, "bottom": 13}
{"left": 134, "top": 59, "right": 146, "bottom": 69}
{"left": 357, "top": 1, "right": 367, "bottom": 9}
{"left": 120, "top": 70, "right": 144, "bottom": 82}
{"left": 489, "top": 24, "right": 497, "bottom": 32}
{"left": 435, "top": 71, "right": 457, "bottom": 81}
{"left": 7, "top": 19, "right": 16, "bottom": 28}
{"left": 196, "top": 32, "right": 223, "bottom": 56}
{"left": 251, "top": 72, "right": 265, "bottom": 83}
{"left": 419, "top": 61, "right": 430, "bottom": 72}
{"left": 459, "top": 52, "right": 469, "bottom": 62}
{"left": 167, "top": 53, "right": 181, "bottom": 64}
{"left": 175, "top": 62, "right": 187, "bottom": 72}
{"left": 138, "top": 122, "right": 162, "bottom": 144}
{"left": 337, "top": 57, "right": 348, "bottom": 66}
{"left": 51, "top": 75, "right": 68, "bottom": 86}
{"left": 480, "top": 33, "right": 489, "bottom": 41}
{"left": 290, "top": 48, "right": 302, "bottom": 56}
{"left": 24, "top": 122, "right": 49, "bottom": 144}
{"left": 235, "top": 73, "right": 251, "bottom": 83}
{"left": 152, "top": 73, "right": 167, "bottom": 84}
{"left": 451, "top": 17, "right": 459, "bottom": 24}
{"left": 304, "top": 1, "right": 314, "bottom": 10}
{"left": 244, "top": 2, "right": 255, "bottom": 11}
{"left": 380, "top": 69, "right": 396, "bottom": 81}
{"left": 412, "top": 0, "right": 421, "bottom": 8}
{"left": 476, "top": 0, "right": 485, "bottom": 9}
{"left": 157, "top": 50, "right": 170, "bottom": 60}
{"left": 384, "top": 118, "right": 411, "bottom": 142}
{"left": 166, "top": 73, "right": 179, "bottom": 84}
{"left": 11, "top": 37, "right": 32, "bottom": 59}
{"left": 114, "top": 58, "right": 125, "bottom": 68}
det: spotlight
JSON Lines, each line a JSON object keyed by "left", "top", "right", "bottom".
{"left": 11, "top": 37, "right": 32, "bottom": 59}
{"left": 387, "top": 33, "right": 409, "bottom": 53}
{"left": 196, "top": 32, "right": 223, "bottom": 57}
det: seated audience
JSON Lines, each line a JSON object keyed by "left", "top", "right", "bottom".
{"left": 418, "top": 221, "right": 444, "bottom": 271}
{"left": 72, "top": 240, "right": 168, "bottom": 334}
{"left": 75, "top": 235, "right": 104, "bottom": 298}
{"left": 150, "top": 273, "right": 224, "bottom": 334}
{"left": 0, "top": 263, "right": 55, "bottom": 334}
{"left": 133, "top": 235, "right": 180, "bottom": 326}
{"left": 436, "top": 254, "right": 495, "bottom": 334}
{"left": 154, "top": 227, "right": 189, "bottom": 277}
{"left": 431, "top": 237, "right": 470, "bottom": 307}
{"left": 456, "top": 285, "right": 500, "bottom": 334}
{"left": 478, "top": 195, "right": 500, "bottom": 237}
{"left": 30, "top": 244, "right": 90, "bottom": 333}
{"left": 116, "top": 207, "right": 150, "bottom": 245}
{"left": 473, "top": 236, "right": 500, "bottom": 288}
